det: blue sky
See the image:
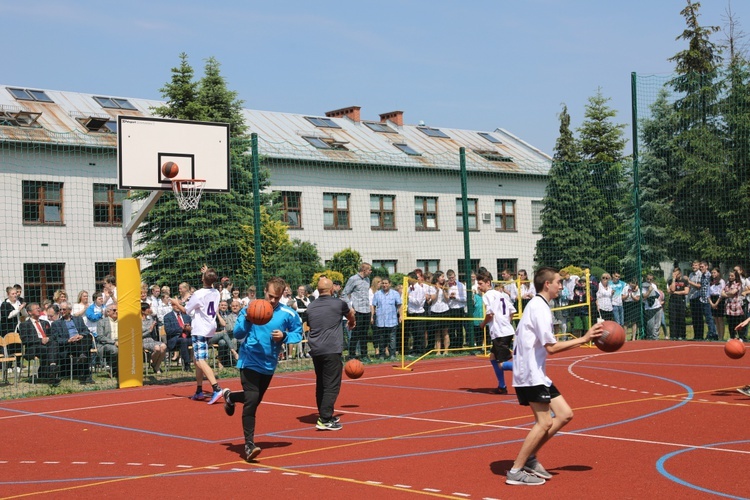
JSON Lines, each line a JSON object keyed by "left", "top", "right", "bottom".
{"left": 3, "top": 0, "right": 748, "bottom": 156}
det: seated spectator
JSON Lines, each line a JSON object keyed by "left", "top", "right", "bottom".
{"left": 40, "top": 303, "right": 59, "bottom": 324}
{"left": 18, "top": 302, "right": 60, "bottom": 386}
{"left": 164, "top": 301, "right": 192, "bottom": 371}
{"left": 210, "top": 300, "right": 237, "bottom": 368}
{"left": 141, "top": 302, "right": 167, "bottom": 373}
{"left": 97, "top": 303, "right": 119, "bottom": 376}
{"left": 51, "top": 301, "right": 94, "bottom": 384}
{"left": 84, "top": 292, "right": 105, "bottom": 337}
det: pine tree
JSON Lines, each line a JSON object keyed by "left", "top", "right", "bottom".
{"left": 638, "top": 90, "right": 682, "bottom": 269}
{"left": 577, "top": 90, "right": 628, "bottom": 271}
{"left": 133, "top": 54, "right": 269, "bottom": 288}
{"left": 535, "top": 105, "right": 594, "bottom": 267}
{"left": 668, "top": 0, "right": 726, "bottom": 262}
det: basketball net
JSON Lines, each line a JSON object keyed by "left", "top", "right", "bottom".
{"left": 171, "top": 179, "right": 206, "bottom": 211}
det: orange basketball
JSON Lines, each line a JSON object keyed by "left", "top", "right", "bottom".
{"left": 344, "top": 359, "right": 364, "bottom": 379}
{"left": 247, "top": 299, "right": 273, "bottom": 325}
{"left": 594, "top": 320, "right": 626, "bottom": 353}
{"left": 161, "top": 161, "right": 179, "bottom": 179}
{"left": 724, "top": 339, "right": 746, "bottom": 360}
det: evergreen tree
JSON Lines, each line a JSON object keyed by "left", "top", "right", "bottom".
{"left": 668, "top": 0, "right": 726, "bottom": 262}
{"left": 133, "top": 54, "right": 269, "bottom": 287}
{"left": 577, "top": 90, "right": 628, "bottom": 271}
{"left": 638, "top": 90, "right": 682, "bottom": 269}
{"left": 535, "top": 105, "right": 594, "bottom": 267}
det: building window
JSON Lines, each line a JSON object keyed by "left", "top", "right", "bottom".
{"left": 23, "top": 181, "right": 63, "bottom": 225}
{"left": 323, "top": 193, "right": 350, "bottom": 230}
{"left": 393, "top": 143, "right": 421, "bottom": 156}
{"left": 474, "top": 150, "right": 513, "bottom": 162}
{"left": 8, "top": 88, "right": 54, "bottom": 103}
{"left": 416, "top": 259, "right": 440, "bottom": 274}
{"left": 372, "top": 260, "right": 397, "bottom": 275}
{"left": 93, "top": 96, "right": 137, "bottom": 110}
{"left": 95, "top": 262, "right": 115, "bottom": 289}
{"left": 495, "top": 199, "right": 516, "bottom": 231}
{"left": 370, "top": 195, "right": 396, "bottom": 230}
{"left": 478, "top": 132, "right": 503, "bottom": 144}
{"left": 457, "top": 259, "right": 480, "bottom": 284}
{"left": 456, "top": 198, "right": 478, "bottom": 231}
{"left": 303, "top": 136, "right": 348, "bottom": 150}
{"left": 417, "top": 127, "right": 450, "bottom": 139}
{"left": 497, "top": 259, "right": 518, "bottom": 278}
{"left": 364, "top": 122, "right": 396, "bottom": 133}
{"left": 93, "top": 184, "right": 126, "bottom": 226}
{"left": 305, "top": 116, "right": 341, "bottom": 128}
{"left": 415, "top": 196, "right": 438, "bottom": 230}
{"left": 531, "top": 200, "right": 543, "bottom": 233}
{"left": 24, "top": 263, "right": 65, "bottom": 304}
{"left": 279, "top": 191, "right": 302, "bottom": 229}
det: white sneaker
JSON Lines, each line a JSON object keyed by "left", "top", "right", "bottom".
{"left": 506, "top": 469, "right": 545, "bottom": 486}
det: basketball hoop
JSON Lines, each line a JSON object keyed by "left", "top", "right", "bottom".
{"left": 171, "top": 179, "right": 206, "bottom": 211}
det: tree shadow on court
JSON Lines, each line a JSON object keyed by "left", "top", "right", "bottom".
{"left": 340, "top": 404, "right": 360, "bottom": 408}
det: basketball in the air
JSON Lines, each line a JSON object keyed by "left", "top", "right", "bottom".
{"left": 594, "top": 320, "right": 626, "bottom": 353}
{"left": 344, "top": 359, "right": 364, "bottom": 379}
{"left": 247, "top": 299, "right": 273, "bottom": 325}
{"left": 161, "top": 161, "right": 179, "bottom": 179}
{"left": 724, "top": 339, "right": 746, "bottom": 360}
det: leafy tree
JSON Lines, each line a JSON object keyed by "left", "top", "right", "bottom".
{"left": 328, "top": 248, "right": 362, "bottom": 280}
{"left": 270, "top": 240, "right": 324, "bottom": 288}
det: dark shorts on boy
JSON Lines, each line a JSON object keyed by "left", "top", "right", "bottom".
{"left": 490, "top": 336, "right": 513, "bottom": 361}
{"left": 515, "top": 383, "right": 561, "bottom": 406}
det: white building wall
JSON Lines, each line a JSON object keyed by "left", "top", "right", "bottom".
{"left": 268, "top": 163, "right": 545, "bottom": 277}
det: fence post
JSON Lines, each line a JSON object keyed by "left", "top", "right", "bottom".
{"left": 459, "top": 148, "right": 473, "bottom": 335}
{"left": 251, "top": 133, "right": 263, "bottom": 293}
{"left": 631, "top": 72, "right": 643, "bottom": 340}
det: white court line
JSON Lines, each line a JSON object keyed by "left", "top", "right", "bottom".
{"left": 0, "top": 396, "right": 181, "bottom": 421}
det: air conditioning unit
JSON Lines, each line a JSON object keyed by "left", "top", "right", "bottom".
{"left": 481, "top": 212, "right": 492, "bottom": 223}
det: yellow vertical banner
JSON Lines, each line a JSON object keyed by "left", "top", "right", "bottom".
{"left": 117, "top": 258, "right": 143, "bottom": 388}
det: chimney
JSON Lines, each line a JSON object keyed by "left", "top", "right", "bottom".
{"left": 325, "top": 106, "right": 361, "bottom": 122}
{"left": 379, "top": 110, "right": 404, "bottom": 127}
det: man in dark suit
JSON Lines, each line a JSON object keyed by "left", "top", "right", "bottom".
{"left": 97, "top": 303, "right": 119, "bottom": 377}
{"left": 51, "top": 301, "right": 94, "bottom": 384}
{"left": 18, "top": 302, "right": 60, "bottom": 386}
{"left": 163, "top": 301, "right": 192, "bottom": 371}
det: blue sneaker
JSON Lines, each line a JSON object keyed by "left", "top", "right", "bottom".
{"left": 189, "top": 391, "right": 205, "bottom": 401}
{"left": 207, "top": 390, "right": 223, "bottom": 405}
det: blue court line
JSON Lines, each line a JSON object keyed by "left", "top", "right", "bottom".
{"left": 656, "top": 440, "right": 750, "bottom": 499}
{"left": 0, "top": 405, "right": 215, "bottom": 444}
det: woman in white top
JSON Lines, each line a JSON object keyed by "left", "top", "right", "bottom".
{"left": 428, "top": 271, "right": 451, "bottom": 355}
{"left": 71, "top": 290, "right": 89, "bottom": 318}
{"left": 596, "top": 273, "right": 615, "bottom": 321}
{"left": 708, "top": 268, "right": 726, "bottom": 341}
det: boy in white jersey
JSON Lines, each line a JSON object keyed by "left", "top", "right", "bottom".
{"left": 172, "top": 266, "right": 223, "bottom": 404}
{"left": 476, "top": 268, "right": 516, "bottom": 395}
{"left": 506, "top": 267, "right": 602, "bottom": 486}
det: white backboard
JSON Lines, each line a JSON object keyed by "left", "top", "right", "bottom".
{"left": 118, "top": 116, "right": 230, "bottom": 192}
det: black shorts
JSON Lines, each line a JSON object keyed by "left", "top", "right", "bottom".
{"left": 515, "top": 383, "right": 561, "bottom": 406}
{"left": 490, "top": 336, "right": 513, "bottom": 361}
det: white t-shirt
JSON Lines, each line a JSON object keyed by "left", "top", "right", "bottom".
{"left": 185, "top": 287, "right": 220, "bottom": 338}
{"left": 512, "top": 295, "right": 555, "bottom": 388}
{"left": 483, "top": 289, "right": 516, "bottom": 339}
